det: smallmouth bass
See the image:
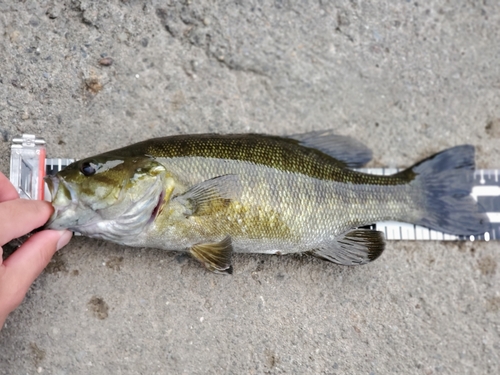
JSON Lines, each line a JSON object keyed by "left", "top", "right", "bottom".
{"left": 45, "top": 131, "right": 490, "bottom": 273}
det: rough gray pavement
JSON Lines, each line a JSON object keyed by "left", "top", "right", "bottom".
{"left": 1, "top": 1, "right": 499, "bottom": 374}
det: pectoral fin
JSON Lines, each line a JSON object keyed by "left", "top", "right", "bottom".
{"left": 190, "top": 236, "right": 233, "bottom": 274}
{"left": 313, "top": 229, "right": 385, "bottom": 265}
{"left": 174, "top": 174, "right": 241, "bottom": 216}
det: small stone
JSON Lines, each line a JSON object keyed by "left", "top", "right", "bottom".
{"left": 99, "top": 57, "right": 114, "bottom": 66}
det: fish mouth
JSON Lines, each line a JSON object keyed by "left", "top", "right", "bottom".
{"left": 44, "top": 175, "right": 78, "bottom": 229}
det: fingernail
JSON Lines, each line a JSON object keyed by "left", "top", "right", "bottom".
{"left": 56, "top": 230, "right": 73, "bottom": 251}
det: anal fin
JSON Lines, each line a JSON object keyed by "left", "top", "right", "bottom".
{"left": 189, "top": 236, "right": 233, "bottom": 274}
{"left": 313, "top": 229, "right": 385, "bottom": 266}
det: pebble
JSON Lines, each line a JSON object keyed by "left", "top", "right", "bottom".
{"left": 99, "top": 57, "right": 114, "bottom": 66}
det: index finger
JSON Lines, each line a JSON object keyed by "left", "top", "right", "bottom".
{"left": 0, "top": 172, "right": 19, "bottom": 202}
{"left": 0, "top": 199, "right": 54, "bottom": 245}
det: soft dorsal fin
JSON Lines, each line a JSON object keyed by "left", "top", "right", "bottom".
{"left": 288, "top": 130, "right": 372, "bottom": 168}
{"left": 312, "top": 229, "right": 385, "bottom": 265}
{"left": 190, "top": 236, "right": 233, "bottom": 274}
{"left": 173, "top": 174, "right": 242, "bottom": 216}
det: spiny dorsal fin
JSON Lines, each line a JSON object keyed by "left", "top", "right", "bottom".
{"left": 313, "top": 229, "right": 385, "bottom": 265}
{"left": 190, "top": 236, "right": 233, "bottom": 274}
{"left": 288, "top": 130, "right": 372, "bottom": 168}
{"left": 174, "top": 174, "right": 241, "bottom": 216}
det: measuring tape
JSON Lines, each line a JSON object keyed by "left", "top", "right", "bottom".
{"left": 9, "top": 134, "right": 500, "bottom": 241}
{"left": 355, "top": 167, "right": 499, "bottom": 242}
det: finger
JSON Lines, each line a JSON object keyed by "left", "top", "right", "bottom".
{"left": 0, "top": 172, "right": 19, "bottom": 202}
{"left": 0, "top": 200, "right": 54, "bottom": 245}
{"left": 1, "top": 230, "right": 72, "bottom": 312}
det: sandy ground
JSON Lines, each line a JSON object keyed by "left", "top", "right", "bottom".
{"left": 1, "top": 1, "right": 499, "bottom": 374}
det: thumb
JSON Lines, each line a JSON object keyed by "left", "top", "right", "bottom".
{"left": 1, "top": 230, "right": 72, "bottom": 309}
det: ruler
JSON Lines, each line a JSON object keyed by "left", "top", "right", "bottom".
{"left": 356, "top": 167, "right": 499, "bottom": 241}
{"left": 45, "top": 159, "right": 500, "bottom": 242}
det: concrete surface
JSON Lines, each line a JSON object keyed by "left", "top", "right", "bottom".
{"left": 1, "top": 1, "right": 499, "bottom": 374}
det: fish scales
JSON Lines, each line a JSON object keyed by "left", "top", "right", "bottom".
{"left": 105, "top": 135, "right": 410, "bottom": 185}
{"left": 141, "top": 157, "right": 419, "bottom": 254}
{"left": 45, "top": 132, "right": 491, "bottom": 272}
{"left": 102, "top": 134, "right": 422, "bottom": 250}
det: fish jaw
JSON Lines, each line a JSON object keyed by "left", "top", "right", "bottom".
{"left": 45, "top": 174, "right": 83, "bottom": 230}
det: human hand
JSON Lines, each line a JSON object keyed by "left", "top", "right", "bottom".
{"left": 0, "top": 172, "right": 72, "bottom": 328}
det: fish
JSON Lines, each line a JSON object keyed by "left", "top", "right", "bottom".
{"left": 45, "top": 131, "right": 490, "bottom": 273}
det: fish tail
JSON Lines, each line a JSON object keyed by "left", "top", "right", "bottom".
{"left": 397, "top": 145, "right": 490, "bottom": 235}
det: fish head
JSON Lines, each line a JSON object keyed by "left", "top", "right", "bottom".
{"left": 45, "top": 154, "right": 166, "bottom": 242}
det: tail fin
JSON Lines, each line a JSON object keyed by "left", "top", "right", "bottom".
{"left": 397, "top": 145, "right": 490, "bottom": 235}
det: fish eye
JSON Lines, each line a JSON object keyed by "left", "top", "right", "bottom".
{"left": 80, "top": 161, "right": 97, "bottom": 176}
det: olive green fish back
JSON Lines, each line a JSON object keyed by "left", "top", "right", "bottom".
{"left": 102, "top": 134, "right": 408, "bottom": 186}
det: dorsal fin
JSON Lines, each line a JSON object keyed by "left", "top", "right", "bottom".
{"left": 288, "top": 130, "right": 372, "bottom": 168}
